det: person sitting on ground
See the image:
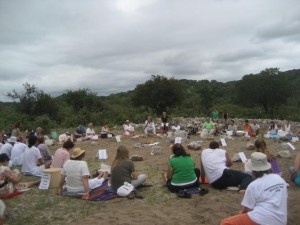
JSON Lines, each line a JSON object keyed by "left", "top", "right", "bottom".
{"left": 37, "top": 136, "right": 52, "bottom": 162}
{"left": 11, "top": 141, "right": 27, "bottom": 166}
{"left": 100, "top": 122, "right": 114, "bottom": 138}
{"left": 25, "top": 128, "right": 35, "bottom": 140}
{"left": 0, "top": 136, "right": 17, "bottom": 158}
{"left": 171, "top": 121, "right": 181, "bottom": 132}
{"left": 251, "top": 120, "right": 260, "bottom": 136}
{"left": 289, "top": 152, "right": 300, "bottom": 186}
{"left": 58, "top": 131, "right": 72, "bottom": 143}
{"left": 243, "top": 120, "right": 256, "bottom": 137}
{"left": 214, "top": 120, "right": 226, "bottom": 135}
{"left": 144, "top": 116, "right": 156, "bottom": 135}
{"left": 75, "top": 125, "right": 86, "bottom": 139}
{"left": 201, "top": 117, "right": 215, "bottom": 137}
{"left": 221, "top": 152, "right": 287, "bottom": 225}
{"left": 227, "top": 120, "right": 237, "bottom": 136}
{"left": 187, "top": 121, "right": 199, "bottom": 135}
{"left": 21, "top": 135, "right": 51, "bottom": 177}
{"left": 11, "top": 121, "right": 23, "bottom": 142}
{"left": 111, "top": 146, "right": 147, "bottom": 192}
{"left": 200, "top": 141, "right": 253, "bottom": 192}
{"left": 0, "top": 153, "right": 40, "bottom": 198}
{"left": 253, "top": 139, "right": 281, "bottom": 176}
{"left": 51, "top": 140, "right": 74, "bottom": 168}
{"left": 160, "top": 112, "right": 169, "bottom": 134}
{"left": 284, "top": 120, "right": 292, "bottom": 134}
{"left": 163, "top": 144, "right": 200, "bottom": 193}
{"left": 265, "top": 120, "right": 279, "bottom": 139}
{"left": 123, "top": 120, "right": 135, "bottom": 136}
{"left": 58, "top": 148, "right": 109, "bottom": 199}
{"left": 86, "top": 123, "right": 96, "bottom": 139}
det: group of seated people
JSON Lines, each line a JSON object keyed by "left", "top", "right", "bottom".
{"left": 1, "top": 121, "right": 300, "bottom": 225}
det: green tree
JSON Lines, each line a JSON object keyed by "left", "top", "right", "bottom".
{"left": 132, "top": 75, "right": 183, "bottom": 115}
{"left": 236, "top": 68, "right": 291, "bottom": 117}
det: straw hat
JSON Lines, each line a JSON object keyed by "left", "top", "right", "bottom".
{"left": 246, "top": 152, "right": 271, "bottom": 172}
{"left": 71, "top": 148, "right": 85, "bottom": 159}
{"left": 125, "top": 120, "right": 130, "bottom": 123}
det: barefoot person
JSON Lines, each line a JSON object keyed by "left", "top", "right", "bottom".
{"left": 221, "top": 152, "right": 288, "bottom": 225}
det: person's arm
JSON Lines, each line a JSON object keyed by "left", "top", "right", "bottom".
{"left": 200, "top": 158, "right": 206, "bottom": 184}
{"left": 239, "top": 206, "right": 252, "bottom": 214}
{"left": 3, "top": 171, "right": 20, "bottom": 185}
{"left": 225, "top": 152, "right": 233, "bottom": 167}
{"left": 81, "top": 175, "right": 90, "bottom": 200}
{"left": 58, "top": 175, "right": 66, "bottom": 195}
{"left": 166, "top": 166, "right": 173, "bottom": 180}
{"left": 291, "top": 153, "right": 300, "bottom": 182}
{"left": 37, "top": 158, "right": 45, "bottom": 166}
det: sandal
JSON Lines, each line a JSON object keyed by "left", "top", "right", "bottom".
{"left": 199, "top": 188, "right": 208, "bottom": 196}
{"left": 177, "top": 189, "right": 192, "bottom": 198}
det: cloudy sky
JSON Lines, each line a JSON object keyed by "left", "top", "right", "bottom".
{"left": 0, "top": 0, "right": 299, "bottom": 102}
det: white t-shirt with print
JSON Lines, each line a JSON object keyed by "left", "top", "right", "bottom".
{"left": 62, "top": 160, "right": 90, "bottom": 193}
{"left": 201, "top": 148, "right": 227, "bottom": 183}
{"left": 242, "top": 173, "right": 287, "bottom": 225}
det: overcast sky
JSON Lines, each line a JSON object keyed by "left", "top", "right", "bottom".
{"left": 0, "top": 0, "right": 299, "bottom": 102}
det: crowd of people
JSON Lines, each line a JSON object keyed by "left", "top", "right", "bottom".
{"left": 0, "top": 113, "right": 299, "bottom": 224}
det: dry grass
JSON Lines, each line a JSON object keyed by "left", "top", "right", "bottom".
{"left": 4, "top": 128, "right": 300, "bottom": 225}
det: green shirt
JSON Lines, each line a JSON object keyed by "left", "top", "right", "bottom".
{"left": 203, "top": 121, "right": 214, "bottom": 130}
{"left": 168, "top": 156, "right": 196, "bottom": 184}
{"left": 212, "top": 111, "right": 219, "bottom": 120}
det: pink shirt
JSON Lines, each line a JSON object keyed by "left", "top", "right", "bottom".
{"left": 51, "top": 148, "right": 70, "bottom": 168}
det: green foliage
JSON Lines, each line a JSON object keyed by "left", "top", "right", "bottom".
{"left": 132, "top": 75, "right": 184, "bottom": 115}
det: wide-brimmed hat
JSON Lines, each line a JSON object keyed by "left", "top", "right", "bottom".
{"left": 7, "top": 136, "right": 17, "bottom": 143}
{"left": 71, "top": 148, "right": 85, "bottom": 159}
{"left": 125, "top": 120, "right": 130, "bottom": 123}
{"left": 246, "top": 152, "right": 271, "bottom": 172}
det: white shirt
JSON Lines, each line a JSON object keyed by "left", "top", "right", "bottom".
{"left": 171, "top": 125, "right": 181, "bottom": 131}
{"left": 242, "top": 173, "right": 287, "bottom": 225}
{"left": 124, "top": 124, "right": 134, "bottom": 132}
{"left": 201, "top": 148, "right": 227, "bottom": 183}
{"left": 284, "top": 124, "right": 291, "bottom": 133}
{"left": 0, "top": 143, "right": 13, "bottom": 158}
{"left": 62, "top": 160, "right": 90, "bottom": 192}
{"left": 21, "top": 146, "right": 42, "bottom": 174}
{"left": 86, "top": 128, "right": 95, "bottom": 137}
{"left": 11, "top": 142, "right": 27, "bottom": 166}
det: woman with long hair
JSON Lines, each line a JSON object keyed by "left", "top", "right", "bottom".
{"left": 111, "top": 146, "right": 147, "bottom": 192}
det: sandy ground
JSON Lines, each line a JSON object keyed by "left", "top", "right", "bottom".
{"left": 56, "top": 130, "right": 300, "bottom": 225}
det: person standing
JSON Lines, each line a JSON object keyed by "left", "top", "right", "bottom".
{"left": 212, "top": 109, "right": 219, "bottom": 122}
{"left": 160, "top": 112, "right": 169, "bottom": 134}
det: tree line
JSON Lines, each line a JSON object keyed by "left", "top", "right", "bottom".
{"left": 0, "top": 68, "right": 299, "bottom": 133}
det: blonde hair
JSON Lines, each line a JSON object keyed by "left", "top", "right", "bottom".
{"left": 255, "top": 138, "right": 273, "bottom": 160}
{"left": 112, "top": 145, "right": 129, "bottom": 169}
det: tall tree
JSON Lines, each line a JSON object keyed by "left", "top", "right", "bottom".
{"left": 236, "top": 68, "right": 291, "bottom": 116}
{"left": 132, "top": 75, "right": 183, "bottom": 115}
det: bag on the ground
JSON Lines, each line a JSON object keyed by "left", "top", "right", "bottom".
{"left": 117, "top": 182, "right": 134, "bottom": 197}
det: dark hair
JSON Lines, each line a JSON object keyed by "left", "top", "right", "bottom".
{"left": 37, "top": 136, "right": 45, "bottom": 144}
{"left": 14, "top": 121, "right": 21, "bottom": 128}
{"left": 209, "top": 141, "right": 219, "bottom": 149}
{"left": 172, "top": 144, "right": 190, "bottom": 157}
{"left": 252, "top": 170, "right": 271, "bottom": 178}
{"left": 0, "top": 153, "right": 10, "bottom": 163}
{"left": 63, "top": 140, "right": 75, "bottom": 149}
{"left": 231, "top": 119, "right": 235, "bottom": 123}
{"left": 28, "top": 135, "right": 38, "bottom": 148}
{"left": 245, "top": 119, "right": 249, "bottom": 123}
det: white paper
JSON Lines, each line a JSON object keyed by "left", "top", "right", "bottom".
{"left": 115, "top": 135, "right": 121, "bottom": 142}
{"left": 287, "top": 142, "right": 296, "bottom": 151}
{"left": 107, "top": 134, "right": 113, "bottom": 138}
{"left": 92, "top": 135, "right": 99, "bottom": 140}
{"left": 292, "top": 137, "right": 299, "bottom": 143}
{"left": 39, "top": 173, "right": 51, "bottom": 190}
{"left": 175, "top": 137, "right": 182, "bottom": 144}
{"left": 98, "top": 163, "right": 111, "bottom": 174}
{"left": 98, "top": 149, "right": 108, "bottom": 159}
{"left": 238, "top": 152, "right": 247, "bottom": 163}
{"left": 220, "top": 138, "right": 227, "bottom": 146}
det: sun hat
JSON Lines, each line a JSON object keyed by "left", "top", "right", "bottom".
{"left": 7, "top": 136, "right": 17, "bottom": 143}
{"left": 125, "top": 120, "right": 130, "bottom": 123}
{"left": 71, "top": 148, "right": 85, "bottom": 159}
{"left": 246, "top": 152, "right": 271, "bottom": 172}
